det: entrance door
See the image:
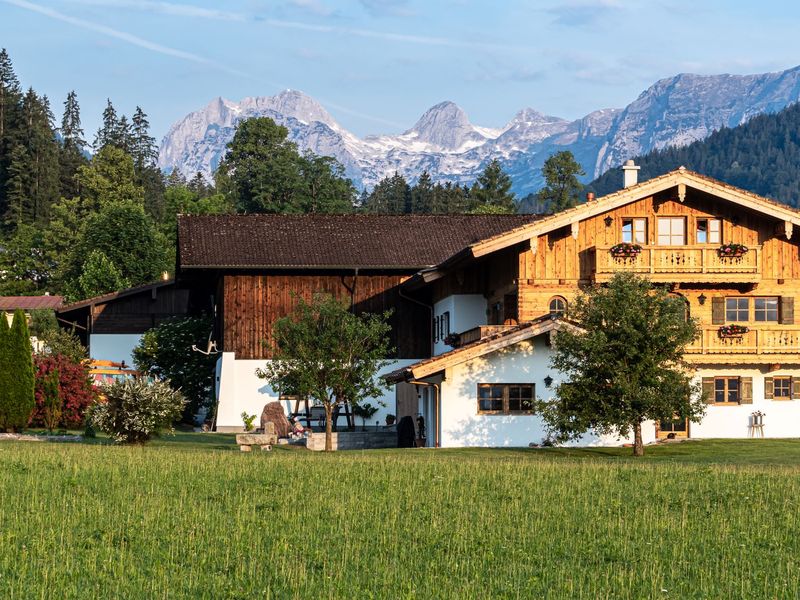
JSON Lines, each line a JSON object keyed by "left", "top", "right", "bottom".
{"left": 656, "top": 417, "right": 689, "bottom": 439}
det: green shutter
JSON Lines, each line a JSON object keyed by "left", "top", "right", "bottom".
{"left": 764, "top": 377, "right": 774, "bottom": 399}
{"left": 792, "top": 378, "right": 800, "bottom": 401}
{"left": 740, "top": 377, "right": 753, "bottom": 404}
{"left": 781, "top": 296, "right": 794, "bottom": 324}
{"left": 711, "top": 297, "right": 725, "bottom": 325}
{"left": 702, "top": 377, "right": 715, "bottom": 404}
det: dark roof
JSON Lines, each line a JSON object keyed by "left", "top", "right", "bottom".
{"left": 58, "top": 280, "right": 174, "bottom": 313}
{"left": 178, "top": 214, "right": 543, "bottom": 270}
{"left": 0, "top": 296, "right": 63, "bottom": 310}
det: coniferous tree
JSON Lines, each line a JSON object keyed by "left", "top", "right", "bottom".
{"left": 469, "top": 159, "right": 516, "bottom": 213}
{"left": 362, "top": 172, "right": 410, "bottom": 214}
{"left": 0, "top": 49, "right": 23, "bottom": 223}
{"left": 0, "top": 310, "right": 35, "bottom": 431}
{"left": 59, "top": 90, "right": 88, "bottom": 199}
{"left": 537, "top": 150, "right": 585, "bottom": 213}
{"left": 130, "top": 106, "right": 158, "bottom": 170}
{"left": 94, "top": 98, "right": 131, "bottom": 151}
{"left": 411, "top": 171, "right": 434, "bottom": 213}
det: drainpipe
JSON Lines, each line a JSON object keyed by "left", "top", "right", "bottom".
{"left": 409, "top": 379, "right": 440, "bottom": 448}
{"left": 399, "top": 287, "right": 434, "bottom": 357}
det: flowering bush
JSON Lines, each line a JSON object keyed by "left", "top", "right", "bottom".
{"left": 718, "top": 324, "right": 749, "bottom": 337}
{"left": 717, "top": 243, "right": 748, "bottom": 257}
{"left": 609, "top": 243, "right": 643, "bottom": 258}
{"left": 88, "top": 378, "right": 186, "bottom": 444}
{"left": 31, "top": 354, "right": 98, "bottom": 429}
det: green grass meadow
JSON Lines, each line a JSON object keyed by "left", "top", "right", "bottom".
{"left": 0, "top": 437, "right": 799, "bottom": 599}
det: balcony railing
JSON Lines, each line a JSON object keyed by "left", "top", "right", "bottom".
{"left": 685, "top": 325, "right": 800, "bottom": 360}
{"left": 458, "top": 325, "right": 517, "bottom": 346}
{"left": 593, "top": 245, "right": 761, "bottom": 283}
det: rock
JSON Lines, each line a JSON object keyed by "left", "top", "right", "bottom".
{"left": 260, "top": 402, "right": 291, "bottom": 438}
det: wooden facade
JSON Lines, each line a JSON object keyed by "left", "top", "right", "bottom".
{"left": 220, "top": 272, "right": 430, "bottom": 359}
{"left": 422, "top": 183, "right": 800, "bottom": 365}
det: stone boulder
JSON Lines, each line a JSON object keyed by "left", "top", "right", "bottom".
{"left": 260, "top": 401, "right": 291, "bottom": 438}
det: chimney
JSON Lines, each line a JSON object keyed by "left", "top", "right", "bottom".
{"left": 622, "top": 159, "right": 640, "bottom": 188}
{"left": 586, "top": 192, "right": 595, "bottom": 202}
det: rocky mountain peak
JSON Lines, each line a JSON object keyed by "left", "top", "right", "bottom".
{"left": 405, "top": 101, "right": 477, "bottom": 150}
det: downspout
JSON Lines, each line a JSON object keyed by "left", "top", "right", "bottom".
{"left": 409, "top": 379, "right": 440, "bottom": 448}
{"left": 399, "top": 287, "right": 434, "bottom": 357}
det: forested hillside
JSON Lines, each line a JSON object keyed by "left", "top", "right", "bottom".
{"left": 588, "top": 102, "right": 800, "bottom": 206}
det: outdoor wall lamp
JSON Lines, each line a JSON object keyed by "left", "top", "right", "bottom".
{"left": 603, "top": 216, "right": 613, "bottom": 227}
{"left": 698, "top": 294, "right": 707, "bottom": 305}
{"left": 544, "top": 375, "right": 554, "bottom": 388}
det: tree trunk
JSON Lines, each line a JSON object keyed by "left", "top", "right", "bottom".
{"left": 633, "top": 421, "right": 644, "bottom": 457}
{"left": 324, "top": 403, "right": 333, "bottom": 452}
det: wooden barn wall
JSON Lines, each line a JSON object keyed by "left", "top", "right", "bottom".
{"left": 518, "top": 188, "right": 800, "bottom": 320}
{"left": 91, "top": 287, "right": 191, "bottom": 334}
{"left": 222, "top": 273, "right": 430, "bottom": 359}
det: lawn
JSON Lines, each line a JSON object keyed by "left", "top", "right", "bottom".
{"left": 0, "top": 436, "right": 799, "bottom": 599}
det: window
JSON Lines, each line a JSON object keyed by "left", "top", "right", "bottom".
{"left": 657, "top": 417, "right": 688, "bottom": 439}
{"left": 433, "top": 312, "right": 451, "bottom": 343}
{"left": 714, "top": 377, "right": 740, "bottom": 404}
{"left": 774, "top": 377, "right": 792, "bottom": 400}
{"left": 622, "top": 218, "right": 647, "bottom": 244}
{"left": 549, "top": 296, "right": 567, "bottom": 316}
{"left": 657, "top": 217, "right": 686, "bottom": 245}
{"left": 696, "top": 218, "right": 722, "bottom": 244}
{"left": 754, "top": 297, "right": 779, "bottom": 322}
{"left": 477, "top": 384, "right": 534, "bottom": 415}
{"left": 725, "top": 297, "right": 749, "bottom": 322}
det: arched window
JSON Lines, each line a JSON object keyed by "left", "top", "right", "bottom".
{"left": 549, "top": 296, "right": 567, "bottom": 317}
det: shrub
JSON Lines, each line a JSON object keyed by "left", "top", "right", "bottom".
{"left": 0, "top": 310, "right": 35, "bottom": 431}
{"left": 31, "top": 354, "right": 98, "bottom": 428}
{"left": 88, "top": 378, "right": 186, "bottom": 444}
{"left": 39, "top": 328, "right": 88, "bottom": 363}
{"left": 41, "top": 368, "right": 61, "bottom": 432}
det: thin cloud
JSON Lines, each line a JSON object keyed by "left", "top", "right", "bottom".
{"left": 358, "top": 0, "right": 415, "bottom": 18}
{"left": 61, "top": 0, "right": 247, "bottom": 20}
{"left": 547, "top": 0, "right": 622, "bottom": 27}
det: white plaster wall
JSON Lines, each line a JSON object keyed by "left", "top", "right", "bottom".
{"left": 214, "top": 354, "right": 421, "bottom": 432}
{"left": 433, "top": 294, "right": 487, "bottom": 356}
{"left": 89, "top": 333, "right": 143, "bottom": 366}
{"left": 692, "top": 367, "right": 800, "bottom": 438}
{"left": 437, "top": 337, "right": 652, "bottom": 448}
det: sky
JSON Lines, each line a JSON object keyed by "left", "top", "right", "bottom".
{"left": 2, "top": 0, "right": 800, "bottom": 143}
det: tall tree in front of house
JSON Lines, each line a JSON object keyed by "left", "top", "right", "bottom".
{"left": 539, "top": 273, "right": 704, "bottom": 456}
{"left": 0, "top": 310, "right": 35, "bottom": 431}
{"left": 257, "top": 294, "right": 392, "bottom": 452}
{"left": 59, "top": 91, "right": 89, "bottom": 199}
{"left": 537, "top": 150, "right": 585, "bottom": 213}
{"left": 469, "top": 159, "right": 516, "bottom": 213}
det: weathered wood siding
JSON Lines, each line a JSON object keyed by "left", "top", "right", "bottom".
{"left": 222, "top": 273, "right": 430, "bottom": 359}
{"left": 91, "top": 287, "right": 191, "bottom": 334}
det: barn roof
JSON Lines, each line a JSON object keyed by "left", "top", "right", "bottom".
{"left": 0, "top": 296, "right": 63, "bottom": 311}
{"left": 177, "top": 214, "right": 544, "bottom": 270}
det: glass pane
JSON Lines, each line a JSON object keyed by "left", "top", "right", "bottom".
{"left": 479, "top": 398, "right": 493, "bottom": 411}
{"left": 509, "top": 386, "right": 520, "bottom": 399}
{"left": 709, "top": 220, "right": 721, "bottom": 243}
{"left": 491, "top": 385, "right": 504, "bottom": 399}
{"left": 715, "top": 390, "right": 725, "bottom": 403}
{"left": 521, "top": 386, "right": 533, "bottom": 399}
{"left": 672, "top": 219, "right": 684, "bottom": 235}
{"left": 634, "top": 219, "right": 647, "bottom": 243}
{"left": 697, "top": 220, "right": 708, "bottom": 244}
{"left": 478, "top": 386, "right": 490, "bottom": 399}
{"left": 622, "top": 220, "right": 632, "bottom": 243}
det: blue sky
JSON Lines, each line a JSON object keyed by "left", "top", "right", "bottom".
{"left": 2, "top": 0, "right": 800, "bottom": 142}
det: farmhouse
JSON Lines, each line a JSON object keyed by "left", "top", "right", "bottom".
{"left": 177, "top": 165, "right": 800, "bottom": 445}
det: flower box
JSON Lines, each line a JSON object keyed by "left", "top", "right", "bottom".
{"left": 718, "top": 324, "right": 749, "bottom": 338}
{"left": 443, "top": 333, "right": 460, "bottom": 347}
{"left": 609, "top": 243, "right": 643, "bottom": 259}
{"left": 717, "top": 243, "right": 748, "bottom": 258}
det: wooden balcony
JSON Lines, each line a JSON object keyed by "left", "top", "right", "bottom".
{"left": 593, "top": 245, "right": 761, "bottom": 283}
{"left": 685, "top": 325, "right": 800, "bottom": 363}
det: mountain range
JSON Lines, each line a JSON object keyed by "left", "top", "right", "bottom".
{"left": 158, "top": 66, "right": 800, "bottom": 195}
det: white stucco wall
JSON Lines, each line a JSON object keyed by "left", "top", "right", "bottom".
{"left": 436, "top": 336, "right": 645, "bottom": 448}
{"left": 692, "top": 367, "right": 800, "bottom": 438}
{"left": 433, "top": 294, "right": 487, "bottom": 356}
{"left": 89, "top": 333, "right": 143, "bottom": 366}
{"left": 214, "top": 353, "right": 421, "bottom": 432}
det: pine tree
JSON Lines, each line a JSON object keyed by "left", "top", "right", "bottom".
{"left": 59, "top": 90, "right": 88, "bottom": 198}
{"left": 0, "top": 48, "right": 23, "bottom": 223}
{"left": 130, "top": 106, "right": 158, "bottom": 170}
{"left": 411, "top": 171, "right": 434, "bottom": 213}
{"left": 469, "top": 159, "right": 516, "bottom": 213}
{"left": 94, "top": 98, "right": 126, "bottom": 151}
{"left": 537, "top": 150, "right": 584, "bottom": 213}
{"left": 363, "top": 172, "right": 410, "bottom": 214}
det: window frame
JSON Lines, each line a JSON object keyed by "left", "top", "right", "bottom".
{"left": 549, "top": 296, "right": 567, "bottom": 316}
{"left": 713, "top": 377, "right": 740, "bottom": 405}
{"left": 696, "top": 218, "right": 722, "bottom": 244}
{"left": 621, "top": 217, "right": 647, "bottom": 244}
{"left": 656, "top": 216, "right": 687, "bottom": 246}
{"left": 753, "top": 297, "right": 779, "bottom": 322}
{"left": 773, "top": 376, "right": 792, "bottom": 400}
{"left": 725, "top": 297, "right": 750, "bottom": 322}
{"left": 477, "top": 383, "right": 535, "bottom": 415}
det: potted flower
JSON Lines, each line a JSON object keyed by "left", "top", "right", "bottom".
{"left": 718, "top": 324, "right": 749, "bottom": 338}
{"left": 717, "top": 243, "right": 749, "bottom": 258}
{"left": 609, "top": 243, "right": 643, "bottom": 259}
{"left": 443, "top": 333, "right": 460, "bottom": 347}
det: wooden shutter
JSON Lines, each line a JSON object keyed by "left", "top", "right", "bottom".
{"left": 764, "top": 377, "right": 774, "bottom": 399}
{"left": 740, "top": 377, "right": 753, "bottom": 404}
{"left": 780, "top": 296, "right": 794, "bottom": 324}
{"left": 711, "top": 297, "right": 725, "bottom": 324}
{"left": 792, "top": 378, "right": 800, "bottom": 400}
{"left": 702, "top": 377, "right": 715, "bottom": 404}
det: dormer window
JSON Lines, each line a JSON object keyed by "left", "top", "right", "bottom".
{"left": 696, "top": 218, "right": 721, "bottom": 244}
{"left": 622, "top": 218, "right": 647, "bottom": 244}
